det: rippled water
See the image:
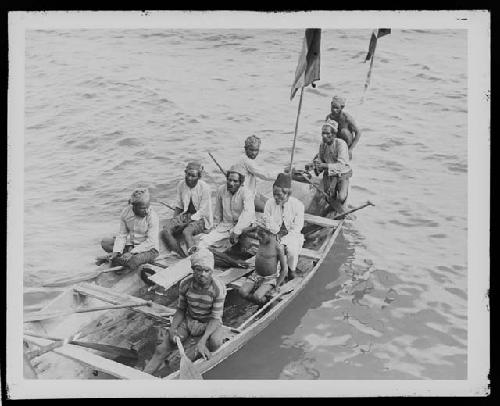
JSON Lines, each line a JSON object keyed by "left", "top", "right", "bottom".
{"left": 23, "top": 29, "right": 467, "bottom": 379}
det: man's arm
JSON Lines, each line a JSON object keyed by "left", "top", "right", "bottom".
{"left": 346, "top": 112, "right": 361, "bottom": 151}
{"left": 175, "top": 182, "right": 185, "bottom": 213}
{"left": 130, "top": 211, "right": 160, "bottom": 254}
{"left": 190, "top": 183, "right": 213, "bottom": 226}
{"left": 264, "top": 200, "right": 281, "bottom": 234}
{"left": 326, "top": 140, "right": 351, "bottom": 175}
{"left": 276, "top": 244, "right": 288, "bottom": 287}
{"left": 244, "top": 157, "right": 275, "bottom": 181}
{"left": 288, "top": 200, "right": 305, "bottom": 235}
{"left": 197, "top": 280, "right": 226, "bottom": 359}
{"left": 232, "top": 189, "right": 256, "bottom": 235}
{"left": 213, "top": 186, "right": 223, "bottom": 225}
{"left": 112, "top": 209, "right": 129, "bottom": 255}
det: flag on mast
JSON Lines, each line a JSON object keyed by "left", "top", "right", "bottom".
{"left": 365, "top": 28, "right": 391, "bottom": 62}
{"left": 290, "top": 28, "right": 321, "bottom": 100}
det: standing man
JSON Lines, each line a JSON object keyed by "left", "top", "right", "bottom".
{"left": 101, "top": 188, "right": 160, "bottom": 273}
{"left": 264, "top": 173, "right": 305, "bottom": 280}
{"left": 161, "top": 161, "right": 213, "bottom": 257}
{"left": 313, "top": 122, "right": 352, "bottom": 212}
{"left": 325, "top": 95, "right": 362, "bottom": 159}
{"left": 237, "top": 135, "right": 276, "bottom": 212}
{"left": 144, "top": 248, "right": 228, "bottom": 375}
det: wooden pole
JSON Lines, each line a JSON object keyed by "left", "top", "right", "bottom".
{"left": 361, "top": 52, "right": 376, "bottom": 105}
{"left": 289, "top": 86, "right": 305, "bottom": 172}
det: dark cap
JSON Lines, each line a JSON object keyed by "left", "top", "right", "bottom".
{"left": 273, "top": 173, "right": 292, "bottom": 188}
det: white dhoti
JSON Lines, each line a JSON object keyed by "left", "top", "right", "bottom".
{"left": 197, "top": 223, "right": 233, "bottom": 250}
{"left": 280, "top": 232, "right": 304, "bottom": 271}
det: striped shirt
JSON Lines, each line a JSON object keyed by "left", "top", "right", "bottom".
{"left": 178, "top": 275, "right": 227, "bottom": 323}
{"left": 112, "top": 206, "right": 160, "bottom": 254}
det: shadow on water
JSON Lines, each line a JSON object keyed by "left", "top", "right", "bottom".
{"left": 204, "top": 231, "right": 354, "bottom": 379}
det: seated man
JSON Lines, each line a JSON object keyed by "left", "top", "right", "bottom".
{"left": 313, "top": 122, "right": 352, "bottom": 212}
{"left": 325, "top": 95, "right": 362, "bottom": 159}
{"left": 144, "top": 248, "right": 227, "bottom": 374}
{"left": 101, "top": 188, "right": 159, "bottom": 273}
{"left": 264, "top": 173, "right": 305, "bottom": 280}
{"left": 237, "top": 135, "right": 276, "bottom": 212}
{"left": 238, "top": 216, "right": 288, "bottom": 304}
{"left": 161, "top": 161, "right": 213, "bottom": 257}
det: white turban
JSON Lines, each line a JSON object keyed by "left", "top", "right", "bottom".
{"left": 190, "top": 247, "right": 215, "bottom": 270}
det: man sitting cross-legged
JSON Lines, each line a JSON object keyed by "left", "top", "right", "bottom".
{"left": 143, "top": 248, "right": 228, "bottom": 375}
{"left": 100, "top": 187, "right": 159, "bottom": 273}
{"left": 161, "top": 161, "right": 213, "bottom": 257}
{"left": 238, "top": 215, "right": 288, "bottom": 304}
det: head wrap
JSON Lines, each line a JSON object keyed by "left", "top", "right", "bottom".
{"left": 323, "top": 120, "right": 338, "bottom": 133}
{"left": 185, "top": 161, "right": 203, "bottom": 173}
{"left": 255, "top": 215, "right": 273, "bottom": 233}
{"left": 190, "top": 247, "right": 214, "bottom": 270}
{"left": 273, "top": 173, "right": 292, "bottom": 189}
{"left": 228, "top": 163, "right": 246, "bottom": 177}
{"left": 244, "top": 135, "right": 261, "bottom": 149}
{"left": 129, "top": 188, "right": 150, "bottom": 205}
{"left": 331, "top": 95, "right": 346, "bottom": 108}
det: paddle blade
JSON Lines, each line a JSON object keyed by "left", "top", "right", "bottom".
{"left": 179, "top": 356, "right": 203, "bottom": 380}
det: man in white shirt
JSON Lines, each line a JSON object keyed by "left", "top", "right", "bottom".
{"left": 313, "top": 122, "right": 352, "bottom": 212}
{"left": 161, "top": 162, "right": 213, "bottom": 257}
{"left": 101, "top": 188, "right": 160, "bottom": 272}
{"left": 237, "top": 135, "right": 276, "bottom": 212}
{"left": 264, "top": 173, "right": 305, "bottom": 280}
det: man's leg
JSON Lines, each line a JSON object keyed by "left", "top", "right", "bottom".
{"left": 126, "top": 249, "right": 159, "bottom": 271}
{"left": 144, "top": 320, "right": 189, "bottom": 374}
{"left": 101, "top": 237, "right": 115, "bottom": 253}
{"left": 207, "top": 325, "right": 230, "bottom": 352}
{"left": 253, "top": 280, "right": 275, "bottom": 304}
{"left": 181, "top": 219, "right": 205, "bottom": 253}
{"left": 238, "top": 278, "right": 257, "bottom": 300}
{"left": 161, "top": 216, "right": 186, "bottom": 256}
{"left": 337, "top": 178, "right": 349, "bottom": 209}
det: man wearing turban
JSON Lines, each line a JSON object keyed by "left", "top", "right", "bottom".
{"left": 144, "top": 248, "right": 228, "bottom": 374}
{"left": 325, "top": 95, "right": 362, "bottom": 159}
{"left": 233, "top": 135, "right": 276, "bottom": 212}
{"left": 100, "top": 187, "right": 160, "bottom": 272}
{"left": 263, "top": 173, "right": 305, "bottom": 280}
{"left": 161, "top": 161, "right": 213, "bottom": 257}
{"left": 313, "top": 122, "right": 352, "bottom": 212}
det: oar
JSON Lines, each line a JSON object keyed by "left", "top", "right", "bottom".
{"left": 24, "top": 301, "right": 153, "bottom": 322}
{"left": 332, "top": 200, "right": 374, "bottom": 220}
{"left": 160, "top": 201, "right": 177, "bottom": 211}
{"left": 42, "top": 265, "right": 124, "bottom": 287}
{"left": 24, "top": 332, "right": 139, "bottom": 360}
{"left": 175, "top": 336, "right": 203, "bottom": 380}
{"left": 234, "top": 281, "right": 296, "bottom": 333}
{"left": 208, "top": 151, "right": 227, "bottom": 177}
{"left": 24, "top": 333, "right": 78, "bottom": 360}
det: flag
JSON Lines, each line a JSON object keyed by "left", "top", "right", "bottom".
{"left": 365, "top": 28, "right": 391, "bottom": 62}
{"left": 290, "top": 28, "right": 321, "bottom": 100}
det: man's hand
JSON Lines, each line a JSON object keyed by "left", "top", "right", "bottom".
{"left": 196, "top": 339, "right": 211, "bottom": 360}
{"left": 110, "top": 252, "right": 120, "bottom": 261}
{"left": 121, "top": 252, "right": 133, "bottom": 262}
{"left": 182, "top": 212, "right": 192, "bottom": 222}
{"left": 229, "top": 232, "right": 239, "bottom": 245}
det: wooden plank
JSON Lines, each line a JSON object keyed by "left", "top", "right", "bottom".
{"left": 304, "top": 213, "right": 340, "bottom": 228}
{"left": 74, "top": 283, "right": 176, "bottom": 318}
{"left": 215, "top": 267, "right": 253, "bottom": 286}
{"left": 24, "top": 336, "right": 156, "bottom": 380}
{"left": 147, "top": 257, "right": 192, "bottom": 290}
{"left": 300, "top": 248, "right": 322, "bottom": 261}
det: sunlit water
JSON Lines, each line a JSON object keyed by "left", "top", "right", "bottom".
{"left": 23, "top": 29, "right": 467, "bottom": 379}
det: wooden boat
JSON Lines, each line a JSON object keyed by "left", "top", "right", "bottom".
{"left": 23, "top": 172, "right": 349, "bottom": 380}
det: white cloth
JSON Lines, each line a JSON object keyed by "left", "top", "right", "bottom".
{"left": 175, "top": 179, "right": 213, "bottom": 229}
{"left": 112, "top": 206, "right": 160, "bottom": 254}
{"left": 264, "top": 196, "right": 305, "bottom": 271}
{"left": 213, "top": 184, "right": 255, "bottom": 235}
{"left": 238, "top": 153, "right": 275, "bottom": 196}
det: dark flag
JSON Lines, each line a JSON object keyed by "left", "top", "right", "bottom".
{"left": 365, "top": 28, "right": 391, "bottom": 62}
{"left": 290, "top": 28, "right": 321, "bottom": 100}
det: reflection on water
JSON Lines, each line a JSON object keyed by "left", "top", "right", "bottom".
{"left": 23, "top": 29, "right": 467, "bottom": 379}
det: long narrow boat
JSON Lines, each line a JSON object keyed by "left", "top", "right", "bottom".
{"left": 23, "top": 173, "right": 347, "bottom": 379}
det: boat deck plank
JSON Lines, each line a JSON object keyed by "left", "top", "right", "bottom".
{"left": 304, "top": 213, "right": 340, "bottom": 228}
{"left": 74, "top": 283, "right": 176, "bottom": 318}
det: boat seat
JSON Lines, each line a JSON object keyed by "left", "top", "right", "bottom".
{"left": 73, "top": 283, "right": 177, "bottom": 319}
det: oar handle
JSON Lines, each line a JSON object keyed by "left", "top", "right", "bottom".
{"left": 160, "top": 201, "right": 177, "bottom": 211}
{"left": 74, "top": 301, "right": 152, "bottom": 314}
{"left": 208, "top": 152, "right": 227, "bottom": 177}
{"left": 175, "top": 336, "right": 186, "bottom": 357}
{"left": 332, "top": 200, "right": 374, "bottom": 220}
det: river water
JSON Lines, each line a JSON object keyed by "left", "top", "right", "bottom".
{"left": 23, "top": 28, "right": 467, "bottom": 380}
